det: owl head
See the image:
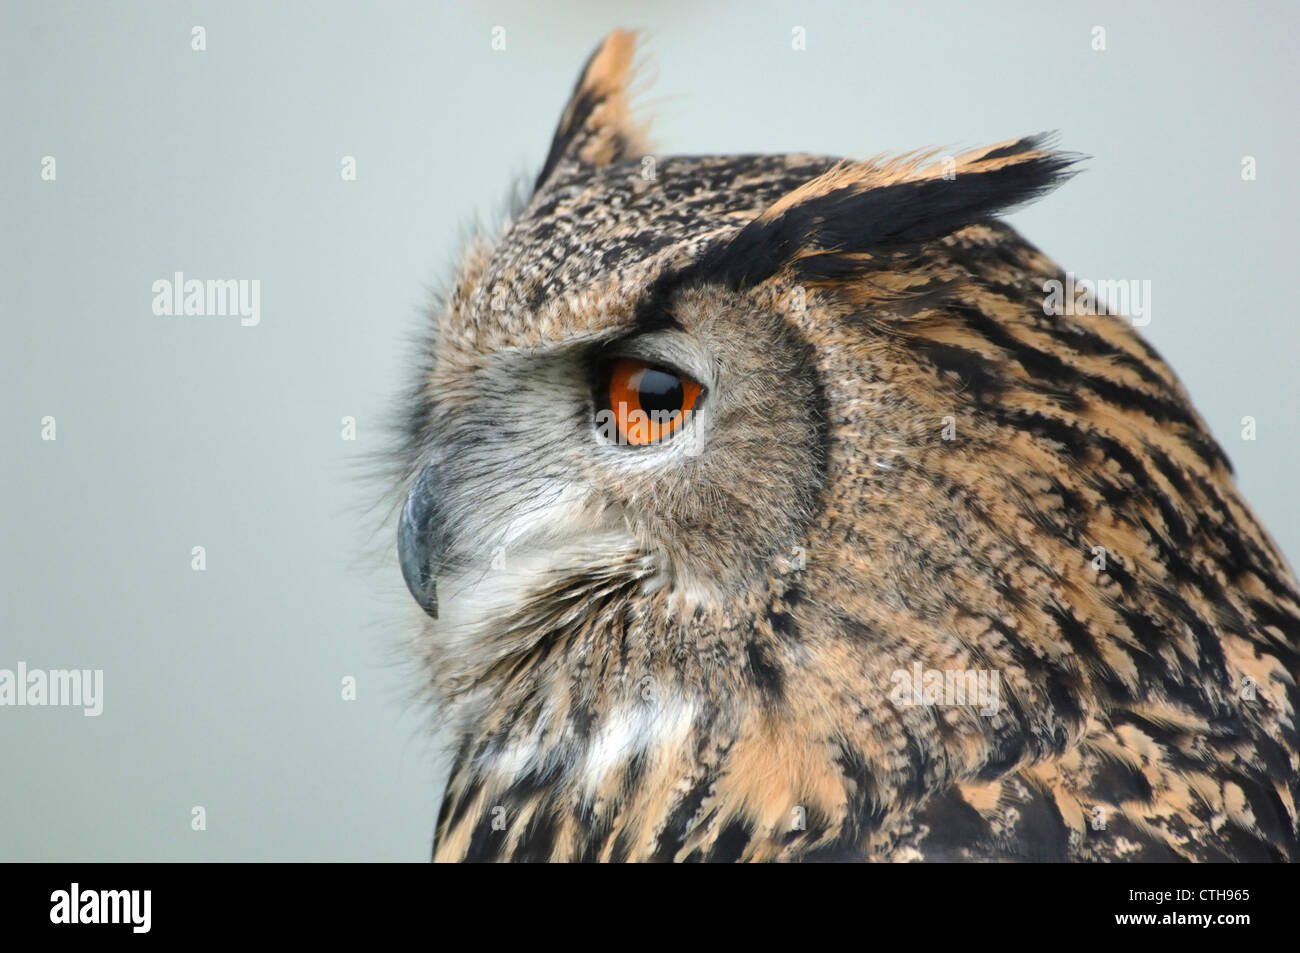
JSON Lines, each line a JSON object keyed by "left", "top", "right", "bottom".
{"left": 395, "top": 32, "right": 1291, "bottom": 861}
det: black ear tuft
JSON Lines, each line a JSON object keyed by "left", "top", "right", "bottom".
{"left": 534, "top": 30, "right": 648, "bottom": 194}
{"left": 656, "top": 134, "right": 1082, "bottom": 294}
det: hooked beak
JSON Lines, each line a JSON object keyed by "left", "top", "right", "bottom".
{"left": 398, "top": 461, "right": 444, "bottom": 619}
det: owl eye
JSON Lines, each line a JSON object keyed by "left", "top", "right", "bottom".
{"left": 601, "top": 357, "right": 702, "bottom": 446}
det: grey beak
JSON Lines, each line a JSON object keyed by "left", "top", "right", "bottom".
{"left": 398, "top": 462, "right": 445, "bottom": 619}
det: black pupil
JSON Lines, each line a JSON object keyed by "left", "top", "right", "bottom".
{"left": 636, "top": 367, "right": 683, "bottom": 416}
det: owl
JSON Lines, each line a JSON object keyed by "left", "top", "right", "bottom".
{"left": 394, "top": 30, "right": 1300, "bottom": 861}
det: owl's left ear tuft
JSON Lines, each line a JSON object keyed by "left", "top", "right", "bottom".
{"left": 534, "top": 29, "right": 651, "bottom": 194}
{"left": 668, "top": 134, "right": 1083, "bottom": 292}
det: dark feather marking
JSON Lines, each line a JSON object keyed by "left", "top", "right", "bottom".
{"left": 1005, "top": 779, "right": 1071, "bottom": 861}
{"left": 911, "top": 787, "right": 996, "bottom": 859}
{"left": 512, "top": 805, "right": 560, "bottom": 862}
{"left": 766, "top": 606, "right": 799, "bottom": 640}
{"left": 707, "top": 818, "right": 753, "bottom": 862}
{"left": 573, "top": 800, "right": 613, "bottom": 863}
{"left": 951, "top": 301, "right": 1213, "bottom": 437}
{"left": 913, "top": 339, "right": 1009, "bottom": 400}
{"left": 744, "top": 638, "right": 786, "bottom": 702}
{"left": 835, "top": 740, "right": 887, "bottom": 838}
{"left": 1087, "top": 753, "right": 1155, "bottom": 804}
{"left": 464, "top": 809, "right": 507, "bottom": 862}
{"left": 650, "top": 775, "right": 714, "bottom": 862}
{"left": 442, "top": 770, "right": 485, "bottom": 846}
{"left": 608, "top": 827, "right": 634, "bottom": 863}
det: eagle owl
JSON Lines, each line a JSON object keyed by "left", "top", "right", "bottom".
{"left": 395, "top": 31, "right": 1300, "bottom": 861}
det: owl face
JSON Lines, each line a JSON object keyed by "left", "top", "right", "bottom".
{"left": 396, "top": 32, "right": 1300, "bottom": 862}
{"left": 402, "top": 279, "right": 827, "bottom": 607}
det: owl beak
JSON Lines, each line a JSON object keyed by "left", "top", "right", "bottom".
{"left": 398, "top": 461, "right": 444, "bottom": 619}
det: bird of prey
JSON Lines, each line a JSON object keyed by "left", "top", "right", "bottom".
{"left": 394, "top": 30, "right": 1300, "bottom": 861}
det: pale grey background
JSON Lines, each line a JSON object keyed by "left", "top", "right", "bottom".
{"left": 1, "top": 1, "right": 1296, "bottom": 860}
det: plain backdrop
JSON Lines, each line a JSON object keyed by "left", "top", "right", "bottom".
{"left": 2, "top": 0, "right": 1297, "bottom": 860}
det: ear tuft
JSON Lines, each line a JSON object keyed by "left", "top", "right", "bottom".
{"left": 664, "top": 134, "right": 1082, "bottom": 292}
{"left": 534, "top": 30, "right": 650, "bottom": 193}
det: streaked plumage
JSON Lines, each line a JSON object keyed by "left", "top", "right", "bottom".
{"left": 394, "top": 31, "right": 1300, "bottom": 861}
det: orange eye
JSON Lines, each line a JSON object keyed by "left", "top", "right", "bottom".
{"left": 604, "top": 358, "right": 701, "bottom": 446}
